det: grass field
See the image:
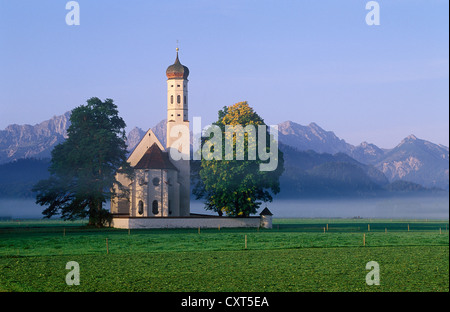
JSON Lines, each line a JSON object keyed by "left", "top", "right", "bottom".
{"left": 0, "top": 218, "right": 448, "bottom": 292}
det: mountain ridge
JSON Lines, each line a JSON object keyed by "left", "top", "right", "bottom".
{"left": 0, "top": 111, "right": 71, "bottom": 164}
{"left": 277, "top": 120, "right": 449, "bottom": 189}
{"left": 1, "top": 113, "right": 448, "bottom": 190}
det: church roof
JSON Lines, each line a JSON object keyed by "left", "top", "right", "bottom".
{"left": 134, "top": 143, "right": 178, "bottom": 171}
{"left": 259, "top": 207, "right": 273, "bottom": 216}
{"left": 166, "top": 51, "right": 189, "bottom": 80}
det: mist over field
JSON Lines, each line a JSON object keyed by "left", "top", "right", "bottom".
{"left": 266, "top": 195, "right": 449, "bottom": 219}
{"left": 178, "top": 195, "right": 448, "bottom": 220}
{"left": 0, "top": 192, "right": 447, "bottom": 220}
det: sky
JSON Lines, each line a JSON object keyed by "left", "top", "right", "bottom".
{"left": 0, "top": 0, "right": 448, "bottom": 149}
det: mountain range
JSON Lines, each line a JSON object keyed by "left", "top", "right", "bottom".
{"left": 0, "top": 111, "right": 70, "bottom": 164}
{"left": 132, "top": 119, "right": 449, "bottom": 190}
{"left": 277, "top": 121, "right": 449, "bottom": 190}
{"left": 0, "top": 112, "right": 448, "bottom": 198}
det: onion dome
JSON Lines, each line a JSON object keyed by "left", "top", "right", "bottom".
{"left": 166, "top": 48, "right": 189, "bottom": 79}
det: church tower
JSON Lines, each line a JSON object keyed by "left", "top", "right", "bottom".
{"left": 166, "top": 48, "right": 190, "bottom": 216}
{"left": 166, "top": 48, "right": 189, "bottom": 125}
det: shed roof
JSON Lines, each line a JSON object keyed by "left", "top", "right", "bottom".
{"left": 259, "top": 207, "right": 273, "bottom": 216}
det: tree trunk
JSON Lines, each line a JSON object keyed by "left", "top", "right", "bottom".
{"left": 88, "top": 202, "right": 97, "bottom": 227}
{"left": 87, "top": 199, "right": 103, "bottom": 228}
{"left": 95, "top": 199, "right": 103, "bottom": 228}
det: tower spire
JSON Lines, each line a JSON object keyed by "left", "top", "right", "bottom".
{"left": 166, "top": 43, "right": 189, "bottom": 79}
{"left": 165, "top": 46, "right": 190, "bottom": 216}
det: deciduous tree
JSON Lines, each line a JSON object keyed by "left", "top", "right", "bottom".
{"left": 193, "top": 102, "right": 284, "bottom": 216}
{"left": 33, "top": 97, "right": 133, "bottom": 227}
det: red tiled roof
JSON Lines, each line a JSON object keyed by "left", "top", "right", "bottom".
{"left": 134, "top": 143, "right": 178, "bottom": 170}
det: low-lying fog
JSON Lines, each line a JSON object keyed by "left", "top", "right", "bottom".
{"left": 1, "top": 194, "right": 448, "bottom": 220}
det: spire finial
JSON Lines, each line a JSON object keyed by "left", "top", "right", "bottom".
{"left": 176, "top": 40, "right": 179, "bottom": 53}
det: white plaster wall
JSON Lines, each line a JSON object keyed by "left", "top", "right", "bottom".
{"left": 168, "top": 171, "right": 180, "bottom": 216}
{"left": 133, "top": 170, "right": 147, "bottom": 216}
{"left": 260, "top": 215, "right": 273, "bottom": 229}
{"left": 110, "top": 173, "right": 132, "bottom": 214}
{"left": 166, "top": 131, "right": 190, "bottom": 217}
{"left": 167, "top": 78, "right": 188, "bottom": 123}
{"left": 111, "top": 217, "right": 262, "bottom": 229}
{"left": 111, "top": 218, "right": 129, "bottom": 228}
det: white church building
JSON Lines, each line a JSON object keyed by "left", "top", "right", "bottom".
{"left": 110, "top": 49, "right": 272, "bottom": 229}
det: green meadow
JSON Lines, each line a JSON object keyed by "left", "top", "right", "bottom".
{"left": 0, "top": 218, "right": 448, "bottom": 292}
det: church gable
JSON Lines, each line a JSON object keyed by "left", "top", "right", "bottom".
{"left": 127, "top": 129, "right": 165, "bottom": 167}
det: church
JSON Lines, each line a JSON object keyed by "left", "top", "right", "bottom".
{"left": 110, "top": 49, "right": 272, "bottom": 229}
{"left": 110, "top": 48, "right": 191, "bottom": 218}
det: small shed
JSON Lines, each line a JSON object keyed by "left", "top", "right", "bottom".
{"left": 259, "top": 207, "right": 273, "bottom": 229}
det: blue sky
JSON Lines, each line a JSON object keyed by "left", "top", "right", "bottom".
{"left": 0, "top": 0, "right": 448, "bottom": 148}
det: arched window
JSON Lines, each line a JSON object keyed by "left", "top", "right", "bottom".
{"left": 138, "top": 200, "right": 144, "bottom": 215}
{"left": 177, "top": 95, "right": 181, "bottom": 104}
{"left": 152, "top": 200, "right": 159, "bottom": 215}
{"left": 170, "top": 95, "right": 174, "bottom": 104}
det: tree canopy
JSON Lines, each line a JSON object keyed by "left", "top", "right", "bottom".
{"left": 193, "top": 101, "right": 284, "bottom": 217}
{"left": 33, "top": 97, "right": 133, "bottom": 227}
